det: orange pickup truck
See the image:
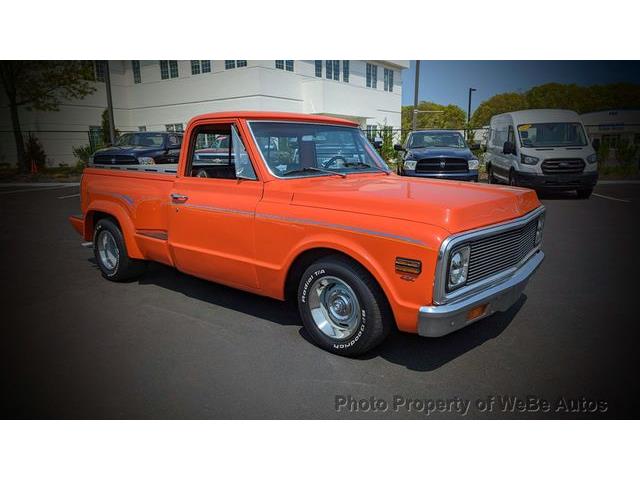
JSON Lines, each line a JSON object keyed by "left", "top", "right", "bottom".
{"left": 69, "top": 111, "right": 545, "bottom": 356}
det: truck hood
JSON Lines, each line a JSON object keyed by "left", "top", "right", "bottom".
{"left": 288, "top": 174, "right": 540, "bottom": 234}
{"left": 407, "top": 147, "right": 474, "bottom": 160}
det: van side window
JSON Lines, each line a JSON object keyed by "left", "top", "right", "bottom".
{"left": 187, "top": 124, "right": 257, "bottom": 180}
{"left": 507, "top": 125, "right": 515, "bottom": 145}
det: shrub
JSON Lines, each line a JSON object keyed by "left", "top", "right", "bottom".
{"left": 24, "top": 133, "right": 47, "bottom": 170}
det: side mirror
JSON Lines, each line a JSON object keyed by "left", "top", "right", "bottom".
{"left": 503, "top": 141, "right": 515, "bottom": 155}
{"left": 373, "top": 136, "right": 383, "bottom": 149}
{"left": 394, "top": 144, "right": 405, "bottom": 152}
{"left": 592, "top": 138, "right": 601, "bottom": 151}
{"left": 470, "top": 143, "right": 481, "bottom": 151}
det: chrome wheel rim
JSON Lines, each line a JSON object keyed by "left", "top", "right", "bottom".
{"left": 97, "top": 230, "right": 119, "bottom": 271}
{"left": 307, "top": 275, "right": 361, "bottom": 340}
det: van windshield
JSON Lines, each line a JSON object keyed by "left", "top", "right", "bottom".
{"left": 518, "top": 123, "right": 587, "bottom": 148}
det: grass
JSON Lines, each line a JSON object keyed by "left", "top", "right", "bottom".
{"left": 0, "top": 165, "right": 84, "bottom": 183}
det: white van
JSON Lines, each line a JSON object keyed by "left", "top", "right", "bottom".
{"left": 485, "top": 109, "right": 598, "bottom": 198}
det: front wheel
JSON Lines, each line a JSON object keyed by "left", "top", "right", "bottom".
{"left": 487, "top": 164, "right": 495, "bottom": 184}
{"left": 509, "top": 170, "right": 518, "bottom": 187}
{"left": 297, "top": 255, "right": 392, "bottom": 357}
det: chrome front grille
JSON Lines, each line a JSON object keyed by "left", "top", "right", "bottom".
{"left": 466, "top": 217, "right": 538, "bottom": 285}
{"left": 541, "top": 158, "right": 585, "bottom": 175}
{"left": 415, "top": 158, "right": 468, "bottom": 174}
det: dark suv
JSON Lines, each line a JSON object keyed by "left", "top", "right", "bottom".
{"left": 92, "top": 132, "right": 183, "bottom": 166}
{"left": 395, "top": 130, "right": 479, "bottom": 181}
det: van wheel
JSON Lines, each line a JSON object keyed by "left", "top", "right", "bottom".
{"left": 487, "top": 164, "right": 495, "bottom": 184}
{"left": 509, "top": 170, "right": 518, "bottom": 186}
{"left": 576, "top": 188, "right": 593, "bottom": 199}
{"left": 297, "top": 255, "right": 392, "bottom": 357}
{"left": 94, "top": 218, "right": 146, "bottom": 281}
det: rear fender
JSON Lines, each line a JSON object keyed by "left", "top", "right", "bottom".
{"left": 85, "top": 200, "right": 144, "bottom": 258}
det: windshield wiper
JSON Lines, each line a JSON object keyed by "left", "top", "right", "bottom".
{"left": 343, "top": 161, "right": 390, "bottom": 175}
{"left": 282, "top": 166, "right": 346, "bottom": 178}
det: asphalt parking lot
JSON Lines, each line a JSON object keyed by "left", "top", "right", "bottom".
{"left": 2, "top": 181, "right": 639, "bottom": 419}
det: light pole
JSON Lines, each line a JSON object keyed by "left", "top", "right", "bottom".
{"left": 467, "top": 87, "right": 477, "bottom": 140}
{"left": 105, "top": 61, "right": 116, "bottom": 145}
{"left": 412, "top": 60, "right": 420, "bottom": 131}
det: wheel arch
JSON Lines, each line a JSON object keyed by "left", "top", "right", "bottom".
{"left": 85, "top": 201, "right": 144, "bottom": 258}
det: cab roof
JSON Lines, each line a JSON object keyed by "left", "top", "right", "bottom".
{"left": 188, "top": 111, "right": 359, "bottom": 127}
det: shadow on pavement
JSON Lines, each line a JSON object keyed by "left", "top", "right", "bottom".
{"left": 369, "top": 295, "right": 525, "bottom": 371}
{"left": 96, "top": 256, "right": 526, "bottom": 371}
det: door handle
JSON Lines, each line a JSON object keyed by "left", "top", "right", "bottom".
{"left": 170, "top": 193, "right": 188, "bottom": 203}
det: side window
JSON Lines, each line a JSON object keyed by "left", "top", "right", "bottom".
{"left": 167, "top": 134, "right": 181, "bottom": 148}
{"left": 507, "top": 125, "right": 515, "bottom": 145}
{"left": 187, "top": 124, "right": 256, "bottom": 180}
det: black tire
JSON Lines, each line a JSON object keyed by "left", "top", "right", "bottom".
{"left": 509, "top": 169, "right": 518, "bottom": 187}
{"left": 93, "top": 218, "right": 146, "bottom": 281}
{"left": 487, "top": 164, "right": 495, "bottom": 184}
{"left": 297, "top": 255, "right": 392, "bottom": 357}
{"left": 576, "top": 187, "right": 593, "bottom": 199}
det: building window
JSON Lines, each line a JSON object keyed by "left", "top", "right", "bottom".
{"left": 95, "top": 61, "right": 107, "bottom": 82}
{"left": 275, "top": 60, "right": 294, "bottom": 71}
{"left": 225, "top": 60, "right": 247, "bottom": 70}
{"left": 166, "top": 123, "right": 184, "bottom": 132}
{"left": 160, "top": 61, "right": 178, "bottom": 79}
{"left": 366, "top": 63, "right": 377, "bottom": 88}
{"left": 88, "top": 126, "right": 103, "bottom": 150}
{"left": 342, "top": 60, "right": 349, "bottom": 83}
{"left": 138, "top": 126, "right": 146, "bottom": 132}
{"left": 191, "top": 60, "right": 211, "bottom": 75}
{"left": 333, "top": 60, "right": 339, "bottom": 80}
{"left": 315, "top": 60, "right": 322, "bottom": 77}
{"left": 325, "top": 60, "right": 332, "bottom": 79}
{"left": 169, "top": 61, "right": 178, "bottom": 78}
{"left": 132, "top": 60, "right": 141, "bottom": 84}
{"left": 384, "top": 68, "right": 394, "bottom": 92}
{"left": 366, "top": 125, "right": 378, "bottom": 140}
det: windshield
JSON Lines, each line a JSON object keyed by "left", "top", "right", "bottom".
{"left": 248, "top": 122, "right": 390, "bottom": 177}
{"left": 518, "top": 123, "right": 587, "bottom": 148}
{"left": 116, "top": 133, "right": 168, "bottom": 147}
{"left": 408, "top": 131, "right": 466, "bottom": 149}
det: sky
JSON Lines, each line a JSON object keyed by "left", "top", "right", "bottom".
{"left": 401, "top": 61, "right": 640, "bottom": 113}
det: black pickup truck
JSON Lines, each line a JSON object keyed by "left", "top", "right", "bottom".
{"left": 395, "top": 130, "right": 479, "bottom": 181}
{"left": 92, "top": 132, "right": 183, "bottom": 166}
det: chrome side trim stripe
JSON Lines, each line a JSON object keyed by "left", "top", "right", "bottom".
{"left": 179, "top": 203, "right": 425, "bottom": 246}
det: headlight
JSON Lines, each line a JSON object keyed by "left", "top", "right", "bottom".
{"left": 404, "top": 160, "right": 417, "bottom": 170}
{"left": 138, "top": 157, "right": 155, "bottom": 165}
{"left": 447, "top": 246, "right": 470, "bottom": 291}
{"left": 468, "top": 159, "right": 479, "bottom": 170}
{"left": 535, "top": 214, "right": 545, "bottom": 245}
{"left": 521, "top": 154, "right": 539, "bottom": 165}
{"left": 587, "top": 154, "right": 597, "bottom": 164}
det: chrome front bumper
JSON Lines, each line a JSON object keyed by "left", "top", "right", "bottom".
{"left": 418, "top": 250, "right": 544, "bottom": 337}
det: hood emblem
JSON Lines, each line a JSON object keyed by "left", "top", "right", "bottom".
{"left": 440, "top": 160, "right": 446, "bottom": 169}
{"left": 111, "top": 158, "right": 116, "bottom": 164}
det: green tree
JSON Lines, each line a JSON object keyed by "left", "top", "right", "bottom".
{"left": 470, "top": 92, "right": 529, "bottom": 127}
{"left": 401, "top": 101, "right": 466, "bottom": 132}
{"left": 0, "top": 61, "right": 95, "bottom": 173}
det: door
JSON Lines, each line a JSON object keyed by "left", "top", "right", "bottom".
{"left": 168, "top": 120, "right": 263, "bottom": 289}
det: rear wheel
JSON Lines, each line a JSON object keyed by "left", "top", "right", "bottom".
{"left": 94, "top": 218, "right": 146, "bottom": 281}
{"left": 297, "top": 255, "right": 392, "bottom": 357}
{"left": 509, "top": 169, "right": 518, "bottom": 187}
{"left": 487, "top": 164, "right": 496, "bottom": 184}
{"left": 576, "top": 187, "right": 593, "bottom": 199}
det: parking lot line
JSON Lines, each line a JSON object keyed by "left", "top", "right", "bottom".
{"left": 57, "top": 193, "right": 80, "bottom": 199}
{"left": 593, "top": 193, "right": 631, "bottom": 203}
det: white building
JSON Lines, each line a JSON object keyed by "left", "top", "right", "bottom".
{"left": 0, "top": 60, "right": 408, "bottom": 167}
{"left": 581, "top": 109, "right": 640, "bottom": 148}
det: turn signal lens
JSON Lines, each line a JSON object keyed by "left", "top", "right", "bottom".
{"left": 395, "top": 257, "right": 422, "bottom": 275}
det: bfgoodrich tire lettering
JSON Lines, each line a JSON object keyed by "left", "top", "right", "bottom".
{"left": 93, "top": 218, "right": 146, "bottom": 282}
{"left": 297, "top": 255, "right": 392, "bottom": 357}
